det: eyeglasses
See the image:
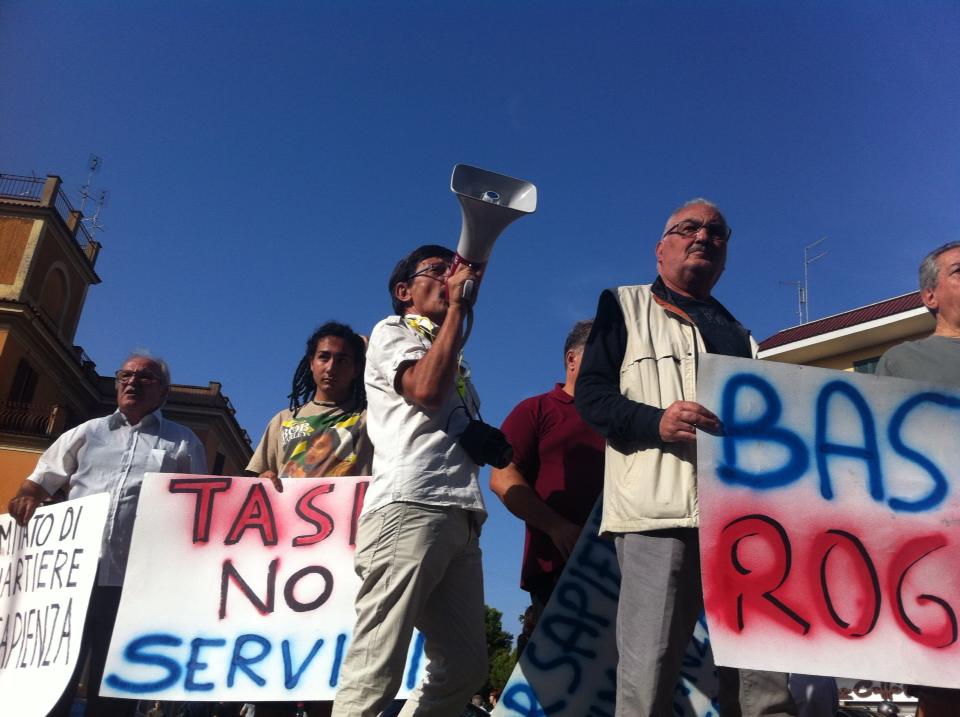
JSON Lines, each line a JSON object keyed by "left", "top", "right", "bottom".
{"left": 663, "top": 219, "right": 731, "bottom": 243}
{"left": 407, "top": 261, "right": 450, "bottom": 282}
{"left": 115, "top": 370, "right": 163, "bottom": 385}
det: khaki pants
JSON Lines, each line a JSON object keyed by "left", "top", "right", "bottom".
{"left": 332, "top": 502, "right": 487, "bottom": 717}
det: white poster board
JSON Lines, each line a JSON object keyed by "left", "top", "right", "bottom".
{"left": 0, "top": 493, "right": 110, "bottom": 717}
{"left": 698, "top": 355, "right": 960, "bottom": 688}
{"left": 493, "top": 501, "right": 719, "bottom": 717}
{"left": 101, "top": 474, "right": 425, "bottom": 702}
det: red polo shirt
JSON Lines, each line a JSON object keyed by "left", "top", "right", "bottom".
{"left": 500, "top": 384, "right": 604, "bottom": 593}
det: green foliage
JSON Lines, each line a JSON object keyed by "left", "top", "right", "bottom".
{"left": 485, "top": 605, "right": 513, "bottom": 654}
{"left": 484, "top": 605, "right": 516, "bottom": 693}
{"left": 488, "top": 647, "right": 518, "bottom": 693}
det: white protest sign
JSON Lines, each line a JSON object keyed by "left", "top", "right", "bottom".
{"left": 493, "top": 501, "right": 719, "bottom": 717}
{"left": 0, "top": 493, "right": 110, "bottom": 717}
{"left": 101, "top": 474, "right": 425, "bottom": 702}
{"left": 698, "top": 355, "right": 960, "bottom": 688}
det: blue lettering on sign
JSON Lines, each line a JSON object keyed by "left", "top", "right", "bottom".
{"left": 588, "top": 668, "right": 616, "bottom": 717}
{"left": 502, "top": 682, "right": 548, "bottom": 716}
{"left": 815, "top": 381, "right": 884, "bottom": 503}
{"left": 718, "top": 374, "right": 809, "bottom": 489}
{"left": 886, "top": 392, "right": 959, "bottom": 512}
{"left": 186, "top": 637, "right": 227, "bottom": 691}
{"left": 105, "top": 633, "right": 184, "bottom": 693}
{"left": 282, "top": 638, "right": 323, "bottom": 689}
{"left": 406, "top": 632, "right": 425, "bottom": 690}
{"left": 716, "top": 373, "right": 955, "bottom": 513}
{"left": 330, "top": 633, "right": 347, "bottom": 687}
{"left": 506, "top": 510, "right": 620, "bottom": 716}
{"left": 106, "top": 630, "right": 426, "bottom": 695}
{"left": 228, "top": 633, "right": 270, "bottom": 687}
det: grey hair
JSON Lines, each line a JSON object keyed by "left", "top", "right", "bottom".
{"left": 919, "top": 241, "right": 960, "bottom": 292}
{"left": 664, "top": 198, "right": 727, "bottom": 232}
{"left": 121, "top": 350, "right": 171, "bottom": 385}
{"left": 563, "top": 320, "right": 593, "bottom": 357}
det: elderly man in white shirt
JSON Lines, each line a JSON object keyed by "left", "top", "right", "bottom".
{"left": 332, "top": 244, "right": 508, "bottom": 717}
{"left": 9, "top": 352, "right": 206, "bottom": 717}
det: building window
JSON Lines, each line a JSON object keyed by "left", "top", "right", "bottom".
{"left": 853, "top": 357, "right": 880, "bottom": 375}
{"left": 213, "top": 452, "right": 226, "bottom": 475}
{"left": 39, "top": 266, "right": 70, "bottom": 329}
{"left": 9, "top": 359, "right": 39, "bottom": 404}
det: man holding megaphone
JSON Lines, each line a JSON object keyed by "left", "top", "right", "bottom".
{"left": 332, "top": 244, "right": 507, "bottom": 717}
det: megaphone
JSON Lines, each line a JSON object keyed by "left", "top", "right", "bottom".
{"left": 450, "top": 164, "right": 537, "bottom": 301}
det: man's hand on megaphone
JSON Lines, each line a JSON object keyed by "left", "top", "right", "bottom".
{"left": 446, "top": 262, "right": 483, "bottom": 307}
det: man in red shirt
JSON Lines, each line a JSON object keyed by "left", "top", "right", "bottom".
{"left": 490, "top": 320, "right": 605, "bottom": 622}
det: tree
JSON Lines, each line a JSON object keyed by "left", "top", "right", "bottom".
{"left": 488, "top": 647, "right": 517, "bottom": 693}
{"left": 485, "top": 605, "right": 513, "bottom": 654}
{"left": 484, "top": 605, "right": 517, "bottom": 694}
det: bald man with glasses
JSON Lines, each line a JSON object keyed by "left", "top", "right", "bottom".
{"left": 576, "top": 199, "right": 796, "bottom": 717}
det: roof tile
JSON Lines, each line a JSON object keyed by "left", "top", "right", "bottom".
{"left": 759, "top": 292, "right": 923, "bottom": 351}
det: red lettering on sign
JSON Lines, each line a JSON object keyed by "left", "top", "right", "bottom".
{"left": 715, "top": 514, "right": 811, "bottom": 636}
{"left": 707, "top": 512, "right": 958, "bottom": 650}
{"left": 169, "top": 477, "right": 232, "bottom": 543}
{"left": 225, "top": 483, "right": 278, "bottom": 546}
{"left": 292, "top": 484, "right": 335, "bottom": 547}
{"left": 809, "top": 529, "right": 880, "bottom": 638}
{"left": 889, "top": 534, "right": 958, "bottom": 648}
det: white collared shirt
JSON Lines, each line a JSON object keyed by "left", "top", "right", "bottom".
{"left": 27, "top": 409, "right": 206, "bottom": 585}
{"left": 362, "top": 315, "right": 486, "bottom": 520}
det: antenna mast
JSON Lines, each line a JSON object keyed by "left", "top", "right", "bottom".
{"left": 803, "top": 237, "right": 827, "bottom": 323}
{"left": 79, "top": 154, "right": 101, "bottom": 213}
{"left": 78, "top": 154, "right": 108, "bottom": 235}
{"left": 83, "top": 189, "right": 109, "bottom": 235}
{"left": 778, "top": 280, "right": 803, "bottom": 324}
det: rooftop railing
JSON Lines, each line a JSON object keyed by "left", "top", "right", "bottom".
{"left": 0, "top": 174, "right": 44, "bottom": 201}
{"left": 0, "top": 173, "right": 99, "bottom": 264}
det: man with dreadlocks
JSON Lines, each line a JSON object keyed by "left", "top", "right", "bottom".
{"left": 247, "top": 321, "right": 373, "bottom": 485}
{"left": 332, "top": 245, "right": 495, "bottom": 717}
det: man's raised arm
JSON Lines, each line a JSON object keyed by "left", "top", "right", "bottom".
{"left": 398, "top": 263, "right": 476, "bottom": 410}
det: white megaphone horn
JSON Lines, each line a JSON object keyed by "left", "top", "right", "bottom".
{"left": 450, "top": 164, "right": 537, "bottom": 301}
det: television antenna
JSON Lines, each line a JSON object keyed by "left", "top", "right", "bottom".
{"left": 78, "top": 154, "right": 101, "bottom": 213}
{"left": 83, "top": 189, "right": 108, "bottom": 235}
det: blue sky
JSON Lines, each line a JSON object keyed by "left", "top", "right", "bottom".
{"left": 2, "top": 1, "right": 958, "bottom": 637}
